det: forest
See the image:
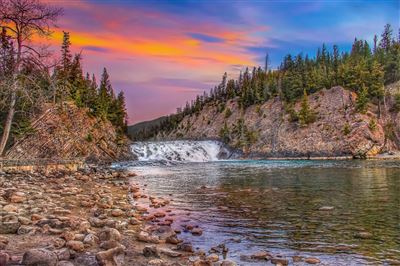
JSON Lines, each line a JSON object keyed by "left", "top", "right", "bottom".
{"left": 0, "top": 0, "right": 128, "bottom": 155}
{"left": 134, "top": 24, "right": 400, "bottom": 140}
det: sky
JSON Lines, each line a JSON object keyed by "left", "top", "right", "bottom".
{"left": 43, "top": 0, "right": 399, "bottom": 124}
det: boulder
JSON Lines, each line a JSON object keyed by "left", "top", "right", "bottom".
{"left": 0, "top": 251, "right": 10, "bottom": 266}
{"left": 143, "top": 246, "right": 159, "bottom": 258}
{"left": 83, "top": 233, "right": 99, "bottom": 246}
{"left": 22, "top": 248, "right": 58, "bottom": 266}
{"left": 99, "top": 228, "right": 122, "bottom": 242}
{"left": 177, "top": 242, "right": 194, "bottom": 253}
{"left": 137, "top": 231, "right": 160, "bottom": 244}
{"left": 96, "top": 246, "right": 125, "bottom": 266}
{"left": 0, "top": 215, "right": 20, "bottom": 234}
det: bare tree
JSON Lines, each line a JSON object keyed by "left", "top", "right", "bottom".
{"left": 0, "top": 0, "right": 62, "bottom": 155}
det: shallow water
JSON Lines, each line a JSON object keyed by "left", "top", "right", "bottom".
{"left": 123, "top": 160, "right": 400, "bottom": 265}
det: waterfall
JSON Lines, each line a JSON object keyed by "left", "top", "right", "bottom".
{"left": 131, "top": 140, "right": 231, "bottom": 162}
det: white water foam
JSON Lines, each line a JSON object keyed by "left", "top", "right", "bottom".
{"left": 131, "top": 140, "right": 230, "bottom": 162}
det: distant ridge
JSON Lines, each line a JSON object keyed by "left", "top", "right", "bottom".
{"left": 128, "top": 116, "right": 168, "bottom": 140}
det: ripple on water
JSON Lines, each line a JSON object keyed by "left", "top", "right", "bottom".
{"left": 120, "top": 159, "right": 400, "bottom": 265}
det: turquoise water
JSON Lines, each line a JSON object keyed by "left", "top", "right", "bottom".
{"left": 125, "top": 160, "right": 400, "bottom": 265}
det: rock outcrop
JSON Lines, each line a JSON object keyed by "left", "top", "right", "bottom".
{"left": 161, "top": 86, "right": 400, "bottom": 158}
{"left": 5, "top": 103, "right": 133, "bottom": 162}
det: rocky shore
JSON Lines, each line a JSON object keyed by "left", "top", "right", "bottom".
{"left": 0, "top": 167, "right": 240, "bottom": 266}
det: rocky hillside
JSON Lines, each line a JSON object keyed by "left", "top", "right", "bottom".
{"left": 5, "top": 103, "right": 133, "bottom": 162}
{"left": 159, "top": 85, "right": 400, "bottom": 158}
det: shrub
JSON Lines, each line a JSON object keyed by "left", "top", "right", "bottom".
{"left": 394, "top": 93, "right": 400, "bottom": 112}
{"left": 343, "top": 123, "right": 351, "bottom": 135}
{"left": 219, "top": 122, "right": 230, "bottom": 143}
{"left": 86, "top": 133, "right": 93, "bottom": 142}
{"left": 369, "top": 119, "right": 377, "bottom": 131}
{"left": 224, "top": 108, "right": 232, "bottom": 118}
{"left": 255, "top": 105, "right": 263, "bottom": 116}
{"left": 298, "top": 90, "right": 317, "bottom": 126}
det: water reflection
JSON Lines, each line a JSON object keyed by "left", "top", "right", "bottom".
{"left": 126, "top": 160, "right": 400, "bottom": 265}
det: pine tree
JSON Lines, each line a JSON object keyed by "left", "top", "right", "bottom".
{"left": 380, "top": 24, "right": 393, "bottom": 52}
{"left": 298, "top": 89, "right": 316, "bottom": 126}
{"left": 97, "top": 68, "right": 114, "bottom": 119}
{"left": 356, "top": 85, "right": 369, "bottom": 114}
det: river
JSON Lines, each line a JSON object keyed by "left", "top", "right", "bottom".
{"left": 119, "top": 140, "right": 400, "bottom": 265}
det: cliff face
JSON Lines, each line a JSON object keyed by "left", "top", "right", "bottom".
{"left": 5, "top": 103, "right": 133, "bottom": 162}
{"left": 162, "top": 86, "right": 400, "bottom": 158}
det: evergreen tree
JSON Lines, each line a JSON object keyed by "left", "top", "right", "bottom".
{"left": 97, "top": 68, "right": 114, "bottom": 119}
{"left": 298, "top": 89, "right": 316, "bottom": 126}
{"left": 356, "top": 85, "right": 369, "bottom": 113}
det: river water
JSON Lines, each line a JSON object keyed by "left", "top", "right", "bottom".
{"left": 121, "top": 141, "right": 400, "bottom": 265}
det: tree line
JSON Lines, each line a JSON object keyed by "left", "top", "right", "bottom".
{"left": 136, "top": 24, "right": 400, "bottom": 140}
{"left": 0, "top": 0, "right": 128, "bottom": 155}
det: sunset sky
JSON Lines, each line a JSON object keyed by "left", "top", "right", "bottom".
{"left": 46, "top": 0, "right": 399, "bottom": 124}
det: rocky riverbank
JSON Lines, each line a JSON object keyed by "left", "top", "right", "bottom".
{"left": 0, "top": 167, "right": 241, "bottom": 266}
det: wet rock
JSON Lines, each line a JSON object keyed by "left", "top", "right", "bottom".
{"left": 304, "top": 257, "right": 321, "bottom": 264}
{"left": 96, "top": 246, "right": 125, "bottom": 266}
{"left": 220, "top": 260, "right": 237, "bottom": 266}
{"left": 250, "top": 251, "right": 270, "bottom": 260}
{"left": 207, "top": 254, "right": 219, "bottom": 262}
{"left": 137, "top": 231, "right": 160, "bottom": 244}
{"left": 0, "top": 215, "right": 20, "bottom": 234}
{"left": 22, "top": 248, "right": 58, "bottom": 266}
{"left": 191, "top": 227, "right": 203, "bottom": 236}
{"left": 271, "top": 257, "right": 289, "bottom": 266}
{"left": 292, "top": 256, "right": 303, "bottom": 262}
{"left": 159, "top": 248, "right": 182, "bottom": 258}
{"left": 192, "top": 259, "right": 210, "bottom": 266}
{"left": 153, "top": 211, "right": 166, "bottom": 218}
{"left": 177, "top": 242, "right": 194, "bottom": 253}
{"left": 143, "top": 245, "right": 159, "bottom": 258}
{"left": 66, "top": 240, "right": 85, "bottom": 252}
{"left": 166, "top": 235, "right": 181, "bottom": 245}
